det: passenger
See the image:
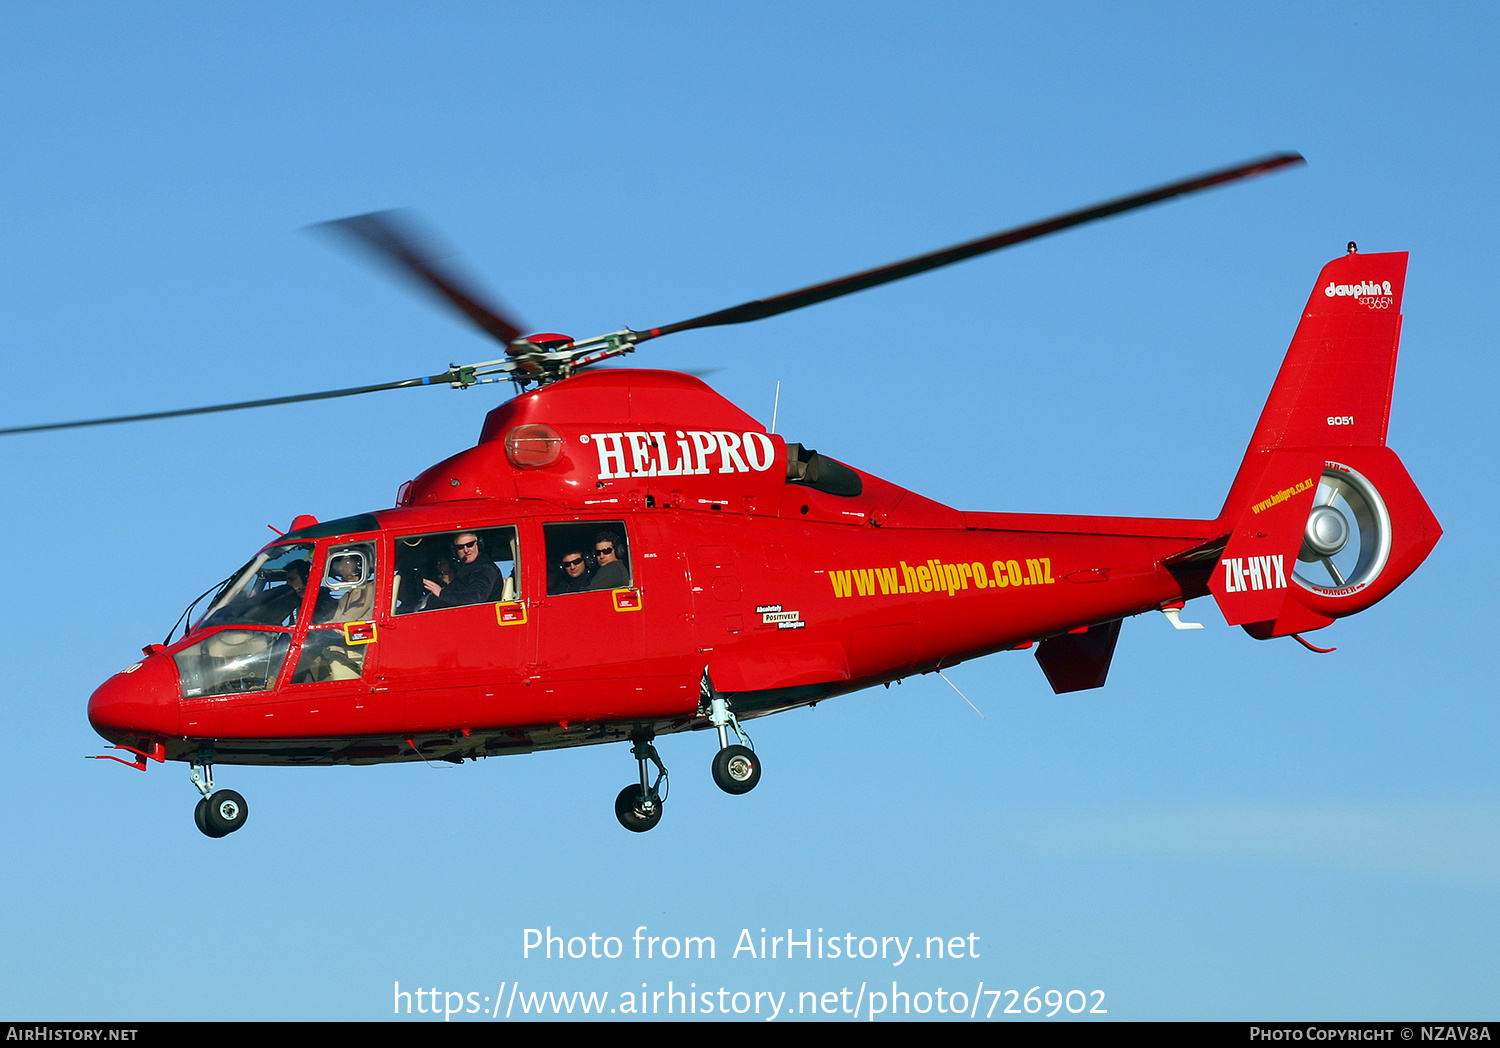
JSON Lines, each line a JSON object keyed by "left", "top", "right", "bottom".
{"left": 299, "top": 552, "right": 376, "bottom": 681}
{"left": 588, "top": 531, "right": 630, "bottom": 591}
{"left": 553, "top": 548, "right": 591, "bottom": 594}
{"left": 422, "top": 531, "right": 500, "bottom": 608}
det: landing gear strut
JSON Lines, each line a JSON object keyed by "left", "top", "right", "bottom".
{"left": 706, "top": 688, "right": 761, "bottom": 795}
{"left": 614, "top": 729, "right": 667, "bottom": 832}
{"left": 190, "top": 755, "right": 249, "bottom": 838}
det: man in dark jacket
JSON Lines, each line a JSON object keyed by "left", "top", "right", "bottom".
{"left": 588, "top": 531, "right": 630, "bottom": 591}
{"left": 423, "top": 531, "right": 500, "bottom": 608}
{"left": 553, "top": 548, "right": 592, "bottom": 594}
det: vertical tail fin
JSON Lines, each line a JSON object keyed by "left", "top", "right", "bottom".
{"left": 1209, "top": 250, "right": 1440, "bottom": 638}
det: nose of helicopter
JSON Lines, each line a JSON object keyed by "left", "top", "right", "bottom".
{"left": 88, "top": 653, "right": 180, "bottom": 743}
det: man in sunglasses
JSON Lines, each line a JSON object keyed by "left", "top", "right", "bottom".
{"left": 588, "top": 531, "right": 630, "bottom": 592}
{"left": 422, "top": 531, "right": 500, "bottom": 609}
{"left": 553, "top": 548, "right": 592, "bottom": 595}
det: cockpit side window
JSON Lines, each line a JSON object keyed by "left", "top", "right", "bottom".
{"left": 289, "top": 539, "right": 383, "bottom": 684}
{"left": 544, "top": 521, "right": 632, "bottom": 595}
{"left": 312, "top": 541, "right": 378, "bottom": 625}
{"left": 392, "top": 526, "right": 519, "bottom": 615}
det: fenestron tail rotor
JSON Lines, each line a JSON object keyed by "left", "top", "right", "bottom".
{"left": 1, "top": 152, "right": 1303, "bottom": 436}
{"left": 1295, "top": 467, "right": 1392, "bottom": 593}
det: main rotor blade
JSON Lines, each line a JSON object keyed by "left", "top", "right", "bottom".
{"left": 0, "top": 374, "right": 455, "bottom": 436}
{"left": 636, "top": 152, "right": 1305, "bottom": 342}
{"left": 318, "top": 210, "right": 527, "bottom": 347}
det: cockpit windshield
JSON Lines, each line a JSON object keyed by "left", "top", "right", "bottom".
{"left": 196, "top": 543, "right": 315, "bottom": 631}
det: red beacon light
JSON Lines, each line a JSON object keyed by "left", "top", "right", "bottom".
{"left": 504, "top": 422, "right": 564, "bottom": 469}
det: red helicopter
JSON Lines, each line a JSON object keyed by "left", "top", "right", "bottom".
{"left": 15, "top": 153, "right": 1440, "bottom": 836}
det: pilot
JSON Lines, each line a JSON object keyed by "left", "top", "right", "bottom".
{"left": 553, "top": 548, "right": 591, "bottom": 594}
{"left": 318, "top": 551, "right": 375, "bottom": 624}
{"left": 588, "top": 531, "right": 629, "bottom": 591}
{"left": 423, "top": 531, "right": 500, "bottom": 608}
{"left": 279, "top": 559, "right": 311, "bottom": 624}
{"left": 224, "top": 557, "right": 310, "bottom": 627}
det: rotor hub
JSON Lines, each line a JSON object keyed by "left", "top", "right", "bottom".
{"left": 516, "top": 332, "right": 574, "bottom": 351}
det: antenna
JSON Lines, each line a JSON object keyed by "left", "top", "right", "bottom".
{"left": 937, "top": 668, "right": 985, "bottom": 719}
{"left": 770, "top": 380, "right": 781, "bottom": 435}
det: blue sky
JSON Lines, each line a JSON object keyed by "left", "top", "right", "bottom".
{"left": 1, "top": 2, "right": 1496, "bottom": 1021}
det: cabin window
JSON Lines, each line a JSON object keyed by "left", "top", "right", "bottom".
{"left": 544, "top": 521, "right": 632, "bottom": 595}
{"left": 392, "top": 526, "right": 519, "bottom": 614}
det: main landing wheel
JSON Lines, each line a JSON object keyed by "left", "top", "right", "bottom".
{"left": 614, "top": 785, "right": 663, "bottom": 833}
{"left": 711, "top": 745, "right": 761, "bottom": 795}
{"left": 199, "top": 789, "right": 248, "bottom": 838}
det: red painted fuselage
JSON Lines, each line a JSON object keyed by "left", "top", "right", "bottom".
{"left": 88, "top": 251, "right": 1440, "bottom": 770}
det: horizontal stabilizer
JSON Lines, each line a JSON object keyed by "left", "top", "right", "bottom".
{"left": 1035, "top": 620, "right": 1122, "bottom": 694}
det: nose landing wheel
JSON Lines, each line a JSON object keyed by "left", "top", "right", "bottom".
{"left": 614, "top": 784, "right": 663, "bottom": 832}
{"left": 190, "top": 757, "right": 249, "bottom": 838}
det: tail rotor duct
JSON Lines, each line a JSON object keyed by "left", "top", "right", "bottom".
{"left": 1294, "top": 465, "right": 1392, "bottom": 595}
